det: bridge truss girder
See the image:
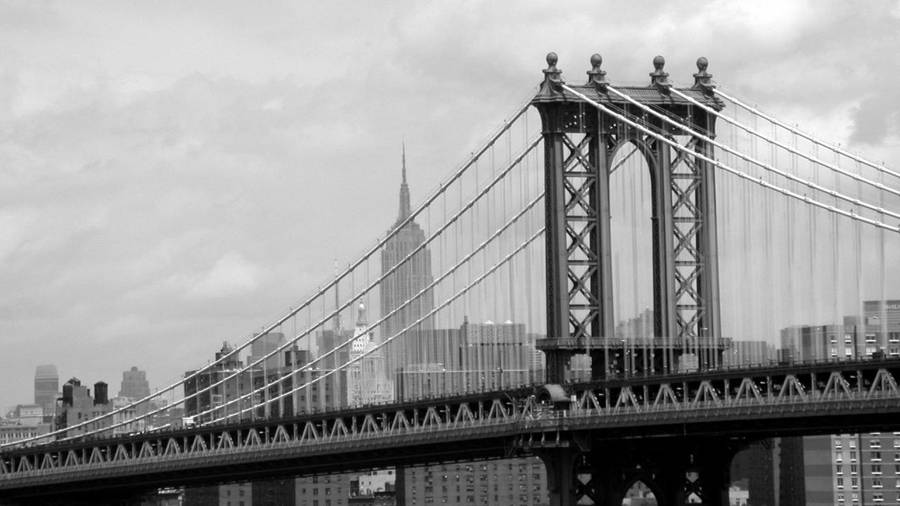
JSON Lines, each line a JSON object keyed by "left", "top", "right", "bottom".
{"left": 3, "top": 359, "right": 900, "bottom": 502}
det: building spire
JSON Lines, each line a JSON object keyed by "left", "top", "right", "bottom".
{"left": 397, "top": 142, "right": 411, "bottom": 223}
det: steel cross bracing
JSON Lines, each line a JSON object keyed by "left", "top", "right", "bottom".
{"left": 561, "top": 133, "right": 601, "bottom": 340}
{"left": 2, "top": 359, "right": 900, "bottom": 496}
{"left": 533, "top": 53, "right": 723, "bottom": 380}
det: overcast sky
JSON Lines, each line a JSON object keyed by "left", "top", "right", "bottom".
{"left": 1, "top": 0, "right": 899, "bottom": 411}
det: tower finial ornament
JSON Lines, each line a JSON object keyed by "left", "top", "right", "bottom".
{"left": 536, "top": 52, "right": 565, "bottom": 100}
{"left": 692, "top": 57, "right": 716, "bottom": 96}
{"left": 586, "top": 53, "right": 608, "bottom": 92}
{"left": 649, "top": 55, "right": 672, "bottom": 93}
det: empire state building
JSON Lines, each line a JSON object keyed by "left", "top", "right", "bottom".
{"left": 380, "top": 145, "right": 434, "bottom": 374}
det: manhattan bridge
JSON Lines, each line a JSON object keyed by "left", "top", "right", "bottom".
{"left": 2, "top": 53, "right": 900, "bottom": 506}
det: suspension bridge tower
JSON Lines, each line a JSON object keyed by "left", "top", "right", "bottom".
{"left": 534, "top": 52, "right": 727, "bottom": 383}
{"left": 532, "top": 53, "right": 734, "bottom": 506}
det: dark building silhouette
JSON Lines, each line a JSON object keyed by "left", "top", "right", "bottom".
{"left": 380, "top": 146, "right": 434, "bottom": 375}
{"left": 731, "top": 441, "right": 776, "bottom": 506}
{"left": 55, "top": 378, "right": 113, "bottom": 437}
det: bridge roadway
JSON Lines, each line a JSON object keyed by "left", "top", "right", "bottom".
{"left": 2, "top": 357, "right": 899, "bottom": 504}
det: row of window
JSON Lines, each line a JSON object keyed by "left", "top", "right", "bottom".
{"left": 835, "top": 463, "right": 900, "bottom": 475}
{"left": 837, "top": 477, "right": 900, "bottom": 488}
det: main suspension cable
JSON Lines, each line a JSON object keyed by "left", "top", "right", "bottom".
{"left": 562, "top": 84, "right": 900, "bottom": 234}
{"left": 668, "top": 87, "right": 900, "bottom": 200}
{"left": 202, "top": 192, "right": 546, "bottom": 423}
{"left": 216, "top": 226, "right": 546, "bottom": 422}
{"left": 3, "top": 98, "right": 537, "bottom": 449}
{"left": 603, "top": 84, "right": 900, "bottom": 221}
{"left": 716, "top": 88, "right": 900, "bottom": 182}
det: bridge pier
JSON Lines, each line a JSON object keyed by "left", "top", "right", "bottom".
{"left": 534, "top": 436, "right": 738, "bottom": 506}
{"left": 537, "top": 445, "right": 583, "bottom": 506}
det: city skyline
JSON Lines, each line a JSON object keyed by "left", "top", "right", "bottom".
{"left": 1, "top": 1, "right": 900, "bottom": 417}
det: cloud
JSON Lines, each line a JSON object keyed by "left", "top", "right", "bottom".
{"left": 849, "top": 96, "right": 899, "bottom": 145}
{"left": 185, "top": 252, "right": 262, "bottom": 299}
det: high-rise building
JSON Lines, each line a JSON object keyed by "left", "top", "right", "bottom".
{"left": 33, "top": 364, "right": 59, "bottom": 419}
{"left": 380, "top": 145, "right": 434, "bottom": 375}
{"left": 347, "top": 302, "right": 394, "bottom": 407}
{"left": 774, "top": 301, "right": 900, "bottom": 505}
{"left": 249, "top": 332, "right": 288, "bottom": 370}
{"left": 184, "top": 342, "right": 300, "bottom": 506}
{"left": 394, "top": 320, "right": 537, "bottom": 400}
{"left": 722, "top": 340, "right": 776, "bottom": 367}
{"left": 862, "top": 300, "right": 900, "bottom": 358}
{"left": 118, "top": 366, "right": 151, "bottom": 400}
{"left": 391, "top": 319, "right": 547, "bottom": 506}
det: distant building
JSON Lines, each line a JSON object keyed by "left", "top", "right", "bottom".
{"left": 183, "top": 342, "right": 254, "bottom": 424}
{"left": 33, "top": 364, "right": 59, "bottom": 419}
{"left": 8, "top": 404, "right": 43, "bottom": 426}
{"left": 615, "top": 308, "right": 654, "bottom": 340}
{"left": 0, "top": 404, "right": 50, "bottom": 446}
{"left": 249, "top": 332, "right": 288, "bottom": 370}
{"left": 779, "top": 324, "right": 842, "bottom": 363}
{"left": 118, "top": 366, "right": 151, "bottom": 400}
{"left": 380, "top": 146, "right": 434, "bottom": 376}
{"left": 391, "top": 319, "right": 547, "bottom": 506}
{"left": 184, "top": 342, "right": 295, "bottom": 506}
{"left": 347, "top": 302, "right": 394, "bottom": 407}
{"left": 395, "top": 320, "right": 537, "bottom": 400}
{"left": 399, "top": 459, "right": 547, "bottom": 506}
{"left": 56, "top": 377, "right": 113, "bottom": 437}
{"left": 0, "top": 420, "right": 49, "bottom": 446}
{"left": 862, "top": 300, "right": 900, "bottom": 358}
{"left": 775, "top": 301, "right": 900, "bottom": 505}
{"left": 722, "top": 340, "right": 775, "bottom": 367}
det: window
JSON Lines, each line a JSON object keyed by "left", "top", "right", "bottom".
{"left": 874, "top": 464, "right": 883, "bottom": 475}
{"left": 874, "top": 451, "right": 883, "bottom": 462}
{"left": 872, "top": 440, "right": 883, "bottom": 449}
{"left": 874, "top": 478, "right": 884, "bottom": 488}
{"left": 838, "top": 477, "right": 845, "bottom": 488}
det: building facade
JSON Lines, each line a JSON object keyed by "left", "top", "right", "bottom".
{"left": 399, "top": 459, "right": 547, "bottom": 506}
{"left": 55, "top": 377, "right": 113, "bottom": 437}
{"left": 346, "top": 302, "right": 394, "bottom": 407}
{"left": 776, "top": 300, "right": 900, "bottom": 505}
{"left": 33, "top": 364, "right": 59, "bottom": 420}
{"left": 380, "top": 146, "right": 434, "bottom": 376}
{"left": 118, "top": 366, "right": 151, "bottom": 400}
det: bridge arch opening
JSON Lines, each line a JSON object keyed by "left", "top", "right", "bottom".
{"left": 621, "top": 478, "right": 659, "bottom": 506}
{"left": 608, "top": 138, "right": 657, "bottom": 376}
